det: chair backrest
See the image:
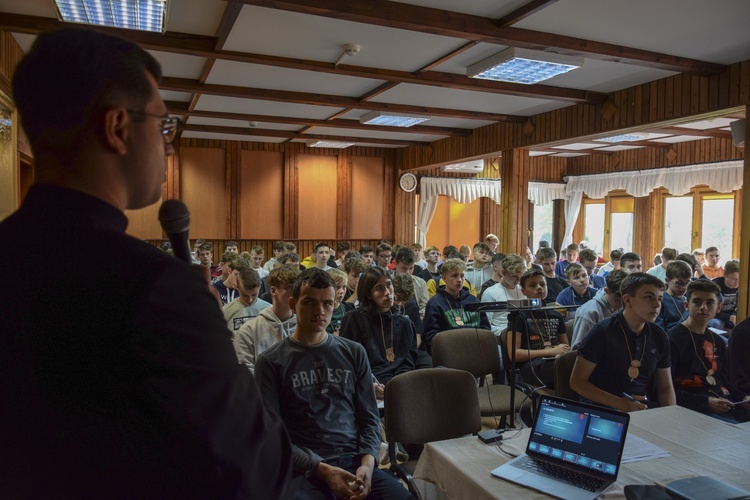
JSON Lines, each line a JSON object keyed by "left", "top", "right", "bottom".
{"left": 565, "top": 318, "right": 575, "bottom": 336}
{"left": 554, "top": 350, "right": 579, "bottom": 400}
{"left": 432, "top": 328, "right": 499, "bottom": 377}
{"left": 384, "top": 368, "right": 481, "bottom": 444}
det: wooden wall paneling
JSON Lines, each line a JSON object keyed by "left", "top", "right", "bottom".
{"left": 227, "top": 141, "right": 239, "bottom": 237}
{"left": 631, "top": 194, "right": 653, "bottom": 263}
{"left": 239, "top": 149, "right": 284, "bottom": 239}
{"left": 124, "top": 199, "right": 163, "bottom": 239}
{"left": 480, "top": 197, "right": 500, "bottom": 242}
{"left": 336, "top": 150, "right": 351, "bottom": 239}
{"left": 382, "top": 152, "right": 395, "bottom": 240}
{"left": 349, "top": 156, "right": 384, "bottom": 240}
{"left": 179, "top": 146, "right": 227, "bottom": 239}
{"left": 297, "top": 153, "right": 337, "bottom": 240}
{"left": 284, "top": 143, "right": 299, "bottom": 239}
{"left": 498, "top": 149, "right": 531, "bottom": 255}
{"left": 552, "top": 199, "right": 565, "bottom": 251}
{"left": 738, "top": 105, "right": 750, "bottom": 320}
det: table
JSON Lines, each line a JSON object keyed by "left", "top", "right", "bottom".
{"left": 412, "top": 406, "right": 750, "bottom": 499}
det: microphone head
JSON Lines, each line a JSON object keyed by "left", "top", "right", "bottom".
{"left": 158, "top": 199, "right": 190, "bottom": 234}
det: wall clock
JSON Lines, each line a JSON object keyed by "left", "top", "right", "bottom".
{"left": 399, "top": 173, "right": 418, "bottom": 193}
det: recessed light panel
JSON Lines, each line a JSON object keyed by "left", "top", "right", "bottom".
{"left": 306, "top": 140, "right": 354, "bottom": 148}
{"left": 360, "top": 111, "right": 430, "bottom": 127}
{"left": 54, "top": 0, "right": 168, "bottom": 33}
{"left": 467, "top": 47, "right": 583, "bottom": 85}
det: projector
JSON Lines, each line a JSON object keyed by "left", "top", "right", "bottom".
{"left": 507, "top": 298, "right": 542, "bottom": 308}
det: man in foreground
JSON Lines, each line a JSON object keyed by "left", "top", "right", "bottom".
{"left": 256, "top": 269, "right": 412, "bottom": 499}
{"left": 0, "top": 28, "right": 290, "bottom": 497}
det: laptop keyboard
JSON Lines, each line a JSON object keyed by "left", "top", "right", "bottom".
{"left": 512, "top": 456, "right": 607, "bottom": 492}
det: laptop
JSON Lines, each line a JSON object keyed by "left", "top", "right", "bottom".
{"left": 491, "top": 395, "right": 630, "bottom": 500}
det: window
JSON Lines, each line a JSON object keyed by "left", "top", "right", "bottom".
{"left": 582, "top": 201, "right": 605, "bottom": 255}
{"left": 532, "top": 202, "right": 554, "bottom": 252}
{"left": 700, "top": 194, "right": 734, "bottom": 259}
{"left": 608, "top": 196, "right": 634, "bottom": 255}
{"left": 663, "top": 196, "right": 693, "bottom": 253}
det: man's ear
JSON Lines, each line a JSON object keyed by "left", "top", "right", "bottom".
{"left": 288, "top": 296, "right": 296, "bottom": 311}
{"left": 102, "top": 107, "right": 129, "bottom": 155}
{"left": 716, "top": 301, "right": 723, "bottom": 313}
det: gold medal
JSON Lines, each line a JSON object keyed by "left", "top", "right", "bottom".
{"left": 628, "top": 365, "right": 640, "bottom": 380}
{"left": 706, "top": 369, "right": 716, "bottom": 386}
{"left": 455, "top": 316, "right": 464, "bottom": 326}
{"left": 386, "top": 348, "right": 395, "bottom": 362}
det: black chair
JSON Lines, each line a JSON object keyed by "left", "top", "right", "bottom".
{"left": 554, "top": 350, "right": 580, "bottom": 401}
{"left": 384, "top": 368, "right": 482, "bottom": 496}
{"left": 432, "top": 328, "right": 526, "bottom": 428}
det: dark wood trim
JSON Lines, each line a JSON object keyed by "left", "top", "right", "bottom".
{"left": 162, "top": 77, "right": 526, "bottom": 122}
{"left": 496, "top": 0, "right": 559, "bottom": 29}
{"left": 215, "top": 1, "right": 243, "bottom": 50}
{"left": 235, "top": 0, "right": 724, "bottom": 75}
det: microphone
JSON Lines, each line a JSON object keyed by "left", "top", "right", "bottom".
{"left": 158, "top": 199, "right": 192, "bottom": 264}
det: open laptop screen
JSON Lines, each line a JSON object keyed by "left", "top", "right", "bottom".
{"left": 527, "top": 396, "right": 630, "bottom": 480}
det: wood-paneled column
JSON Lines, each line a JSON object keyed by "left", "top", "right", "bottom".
{"left": 499, "top": 148, "right": 531, "bottom": 255}
{"left": 737, "top": 106, "right": 749, "bottom": 321}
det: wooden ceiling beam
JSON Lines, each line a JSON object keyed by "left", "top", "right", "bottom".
{"left": 160, "top": 77, "right": 526, "bottom": 122}
{"left": 496, "top": 0, "right": 559, "bottom": 29}
{"left": 166, "top": 101, "right": 471, "bottom": 136}
{"left": 215, "top": 1, "right": 244, "bottom": 50}
{"left": 181, "top": 123, "right": 423, "bottom": 146}
{"left": 237, "top": 0, "right": 724, "bottom": 75}
{"left": 0, "top": 13, "right": 604, "bottom": 104}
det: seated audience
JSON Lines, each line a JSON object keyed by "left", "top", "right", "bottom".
{"left": 481, "top": 254, "right": 527, "bottom": 336}
{"left": 655, "top": 260, "right": 691, "bottom": 333}
{"left": 484, "top": 233, "right": 499, "bottom": 254}
{"left": 417, "top": 245, "right": 441, "bottom": 283}
{"left": 263, "top": 240, "right": 285, "bottom": 272}
{"left": 359, "top": 245, "right": 375, "bottom": 267}
{"left": 340, "top": 267, "right": 417, "bottom": 392}
{"left": 211, "top": 250, "right": 238, "bottom": 284}
{"left": 311, "top": 243, "right": 333, "bottom": 271}
{"left": 506, "top": 269, "right": 570, "bottom": 388}
{"left": 459, "top": 245, "right": 472, "bottom": 262}
{"left": 375, "top": 243, "right": 393, "bottom": 270}
{"left": 730, "top": 316, "right": 750, "bottom": 399}
{"left": 259, "top": 252, "right": 300, "bottom": 305}
{"left": 342, "top": 254, "right": 367, "bottom": 303}
{"left": 536, "top": 247, "right": 568, "bottom": 304}
{"left": 571, "top": 273, "right": 676, "bottom": 412}
{"left": 571, "top": 269, "right": 627, "bottom": 349}
{"left": 255, "top": 269, "right": 412, "bottom": 500}
{"left": 334, "top": 241, "right": 350, "bottom": 268}
{"left": 692, "top": 248, "right": 706, "bottom": 267}
{"left": 556, "top": 263, "right": 597, "bottom": 310}
{"left": 394, "top": 247, "right": 428, "bottom": 317}
{"left": 249, "top": 245, "right": 269, "bottom": 279}
{"left": 524, "top": 246, "right": 534, "bottom": 269}
{"left": 213, "top": 255, "right": 245, "bottom": 306}
{"left": 619, "top": 252, "right": 643, "bottom": 273}
{"left": 465, "top": 242, "right": 493, "bottom": 291}
{"left": 675, "top": 252, "right": 706, "bottom": 280}
{"left": 197, "top": 243, "right": 217, "bottom": 275}
{"left": 233, "top": 264, "right": 299, "bottom": 374}
{"left": 225, "top": 240, "right": 239, "bottom": 254}
{"left": 711, "top": 259, "right": 739, "bottom": 330}
{"left": 223, "top": 267, "right": 272, "bottom": 333}
{"left": 425, "top": 251, "right": 477, "bottom": 298}
{"left": 647, "top": 247, "right": 678, "bottom": 282}
{"left": 579, "top": 248, "right": 606, "bottom": 289}
{"left": 668, "top": 280, "right": 749, "bottom": 423}
{"left": 479, "top": 252, "right": 506, "bottom": 299}
{"left": 422, "top": 258, "right": 490, "bottom": 354}
{"left": 596, "top": 248, "right": 623, "bottom": 277}
{"left": 411, "top": 242, "right": 427, "bottom": 270}
{"left": 392, "top": 273, "right": 423, "bottom": 338}
{"left": 555, "top": 243, "right": 579, "bottom": 278}
{"left": 702, "top": 246, "right": 723, "bottom": 279}
{"left": 326, "top": 268, "right": 355, "bottom": 335}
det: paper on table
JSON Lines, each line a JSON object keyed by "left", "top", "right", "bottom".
{"left": 621, "top": 433, "right": 671, "bottom": 463}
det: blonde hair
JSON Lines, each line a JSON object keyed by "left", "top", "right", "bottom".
{"left": 441, "top": 258, "right": 467, "bottom": 275}
{"left": 326, "top": 268, "right": 348, "bottom": 286}
{"left": 501, "top": 254, "right": 526, "bottom": 274}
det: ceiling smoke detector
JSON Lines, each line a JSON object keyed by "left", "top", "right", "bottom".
{"left": 335, "top": 44, "right": 361, "bottom": 67}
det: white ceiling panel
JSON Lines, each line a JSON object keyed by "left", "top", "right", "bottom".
{"left": 554, "top": 143, "right": 603, "bottom": 151}
{"left": 552, "top": 152, "right": 590, "bottom": 157}
{"left": 194, "top": 95, "right": 345, "bottom": 120}
{"left": 181, "top": 131, "right": 287, "bottom": 143}
{"left": 675, "top": 118, "right": 737, "bottom": 130}
{"left": 0, "top": 0, "right": 55, "bottom": 17}
{"left": 595, "top": 145, "right": 646, "bottom": 152}
{"left": 515, "top": 0, "right": 750, "bottom": 64}
{"left": 303, "top": 126, "right": 444, "bottom": 143}
{"left": 160, "top": 90, "right": 193, "bottom": 102}
{"left": 369, "top": 83, "right": 572, "bottom": 116}
{"left": 206, "top": 60, "right": 383, "bottom": 96}
{"left": 334, "top": 109, "right": 495, "bottom": 129}
{"left": 186, "top": 116, "right": 302, "bottom": 131}
{"left": 529, "top": 151, "right": 554, "bottom": 156}
{"left": 147, "top": 50, "right": 207, "bottom": 79}
{"left": 397, "top": 0, "right": 528, "bottom": 18}
{"left": 650, "top": 135, "right": 707, "bottom": 144}
{"left": 165, "top": 0, "right": 224, "bottom": 36}
{"left": 225, "top": 5, "right": 468, "bottom": 72}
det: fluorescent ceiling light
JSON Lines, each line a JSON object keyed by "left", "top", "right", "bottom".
{"left": 360, "top": 111, "right": 430, "bottom": 127}
{"left": 54, "top": 0, "right": 168, "bottom": 33}
{"left": 594, "top": 133, "right": 648, "bottom": 143}
{"left": 306, "top": 140, "right": 354, "bottom": 149}
{"left": 467, "top": 47, "right": 583, "bottom": 84}
{"left": 442, "top": 160, "right": 484, "bottom": 172}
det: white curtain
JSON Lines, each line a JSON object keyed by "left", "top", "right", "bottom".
{"left": 565, "top": 160, "right": 743, "bottom": 198}
{"left": 562, "top": 191, "right": 583, "bottom": 248}
{"left": 528, "top": 182, "right": 567, "bottom": 206}
{"left": 416, "top": 177, "right": 502, "bottom": 247}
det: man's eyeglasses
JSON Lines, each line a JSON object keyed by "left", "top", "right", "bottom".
{"left": 126, "top": 110, "right": 181, "bottom": 144}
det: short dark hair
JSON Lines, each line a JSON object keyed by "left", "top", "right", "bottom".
{"left": 395, "top": 247, "right": 416, "bottom": 264}
{"left": 225, "top": 240, "right": 238, "bottom": 249}
{"left": 313, "top": 242, "right": 330, "bottom": 253}
{"left": 356, "top": 267, "right": 392, "bottom": 313}
{"left": 344, "top": 257, "right": 368, "bottom": 275}
{"left": 359, "top": 245, "right": 374, "bottom": 254}
{"left": 686, "top": 279, "right": 722, "bottom": 302}
{"left": 336, "top": 242, "right": 350, "bottom": 252}
{"left": 272, "top": 240, "right": 285, "bottom": 251}
{"left": 220, "top": 251, "right": 238, "bottom": 264}
{"left": 268, "top": 264, "right": 300, "bottom": 289}
{"left": 278, "top": 252, "right": 301, "bottom": 265}
{"left": 666, "top": 260, "right": 692, "bottom": 280}
{"left": 292, "top": 268, "right": 336, "bottom": 300}
{"left": 473, "top": 242, "right": 491, "bottom": 254}
{"left": 662, "top": 247, "right": 678, "bottom": 261}
{"left": 676, "top": 252, "right": 700, "bottom": 273}
{"left": 376, "top": 243, "right": 392, "bottom": 256}
{"left": 13, "top": 28, "right": 162, "bottom": 155}
{"left": 620, "top": 272, "right": 664, "bottom": 297}
{"left": 725, "top": 260, "right": 740, "bottom": 275}
{"left": 605, "top": 269, "right": 628, "bottom": 298}
{"left": 610, "top": 248, "right": 624, "bottom": 261}
{"left": 536, "top": 247, "right": 557, "bottom": 261}
{"left": 579, "top": 248, "right": 598, "bottom": 264}
{"left": 705, "top": 246, "right": 719, "bottom": 254}
{"left": 491, "top": 252, "right": 507, "bottom": 264}
{"left": 620, "top": 252, "right": 641, "bottom": 266}
{"left": 538, "top": 241, "right": 550, "bottom": 248}
{"left": 566, "top": 243, "right": 579, "bottom": 252}
{"left": 230, "top": 258, "right": 251, "bottom": 272}
{"left": 238, "top": 267, "right": 261, "bottom": 291}
{"left": 520, "top": 269, "right": 545, "bottom": 288}
{"left": 392, "top": 273, "right": 414, "bottom": 303}
{"left": 443, "top": 245, "right": 459, "bottom": 256}
{"left": 198, "top": 243, "right": 213, "bottom": 253}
